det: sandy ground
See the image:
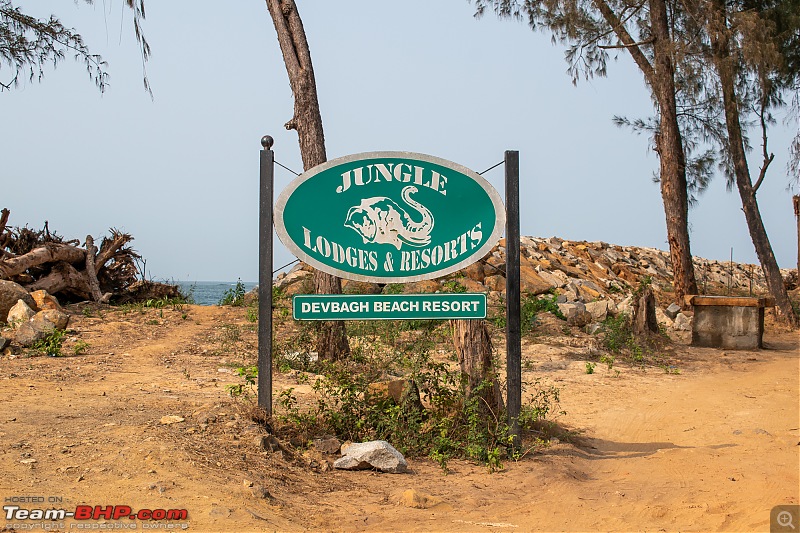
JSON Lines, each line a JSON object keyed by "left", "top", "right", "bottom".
{"left": 0, "top": 304, "right": 797, "bottom": 532}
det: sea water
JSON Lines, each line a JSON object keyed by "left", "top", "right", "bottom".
{"left": 177, "top": 281, "right": 258, "bottom": 306}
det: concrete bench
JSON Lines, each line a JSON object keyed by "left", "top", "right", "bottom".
{"left": 687, "top": 295, "right": 775, "bottom": 350}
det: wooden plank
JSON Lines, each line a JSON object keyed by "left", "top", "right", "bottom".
{"left": 689, "top": 295, "right": 773, "bottom": 308}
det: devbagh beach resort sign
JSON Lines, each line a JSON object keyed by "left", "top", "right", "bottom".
{"left": 274, "top": 152, "right": 505, "bottom": 320}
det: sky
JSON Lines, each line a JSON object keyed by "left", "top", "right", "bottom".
{"left": 3, "top": 1, "right": 798, "bottom": 283}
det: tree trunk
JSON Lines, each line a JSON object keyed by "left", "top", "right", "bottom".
{"left": 450, "top": 319, "right": 504, "bottom": 414}
{"left": 0, "top": 243, "right": 86, "bottom": 280}
{"left": 632, "top": 285, "right": 659, "bottom": 336}
{"left": 84, "top": 235, "right": 103, "bottom": 302}
{"left": 794, "top": 195, "right": 799, "bottom": 274}
{"left": 595, "top": 0, "right": 698, "bottom": 305}
{"left": 649, "top": 0, "right": 698, "bottom": 305}
{"left": 266, "top": 0, "right": 349, "bottom": 359}
{"left": 26, "top": 261, "right": 92, "bottom": 299}
{"left": 708, "top": 0, "right": 798, "bottom": 326}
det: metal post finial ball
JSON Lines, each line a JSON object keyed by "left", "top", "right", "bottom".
{"left": 261, "top": 135, "right": 274, "bottom": 149}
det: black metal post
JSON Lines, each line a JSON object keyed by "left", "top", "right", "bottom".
{"left": 505, "top": 150, "right": 521, "bottom": 447}
{"left": 258, "top": 136, "right": 274, "bottom": 415}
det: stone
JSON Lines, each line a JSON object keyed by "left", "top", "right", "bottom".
{"left": 520, "top": 265, "right": 556, "bottom": 295}
{"left": 463, "top": 261, "right": 485, "bottom": 283}
{"left": 655, "top": 307, "right": 673, "bottom": 328}
{"left": 368, "top": 379, "right": 407, "bottom": 403}
{"left": 14, "top": 322, "right": 47, "bottom": 347}
{"left": 402, "top": 280, "right": 440, "bottom": 294}
{"left": 536, "top": 269, "right": 566, "bottom": 289}
{"left": 7, "top": 300, "right": 35, "bottom": 328}
{"left": 341, "top": 280, "right": 383, "bottom": 295}
{"left": 29, "top": 290, "right": 64, "bottom": 312}
{"left": 664, "top": 303, "right": 682, "bottom": 320}
{"left": 313, "top": 436, "right": 342, "bottom": 455}
{"left": 32, "top": 310, "right": 69, "bottom": 331}
{"left": 455, "top": 277, "right": 487, "bottom": 294}
{"left": 159, "top": 415, "right": 185, "bottom": 425}
{"left": 673, "top": 312, "right": 692, "bottom": 331}
{"left": 483, "top": 275, "right": 505, "bottom": 292}
{"left": 585, "top": 300, "right": 609, "bottom": 322}
{"left": 557, "top": 302, "right": 592, "bottom": 327}
{"left": 0, "top": 336, "right": 9, "bottom": 351}
{"left": 274, "top": 269, "right": 311, "bottom": 292}
{"left": 333, "top": 440, "right": 408, "bottom": 473}
{"left": 0, "top": 281, "right": 35, "bottom": 324}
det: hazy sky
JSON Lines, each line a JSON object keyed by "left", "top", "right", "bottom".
{"left": 3, "top": 1, "right": 798, "bottom": 282}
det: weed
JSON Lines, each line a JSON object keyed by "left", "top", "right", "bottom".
{"left": 219, "top": 279, "right": 247, "bottom": 306}
{"left": 585, "top": 362, "right": 596, "bottom": 374}
{"left": 384, "top": 283, "right": 404, "bottom": 295}
{"left": 226, "top": 364, "right": 258, "bottom": 397}
{"left": 246, "top": 305, "right": 258, "bottom": 323}
{"left": 72, "top": 340, "right": 90, "bottom": 356}
{"left": 600, "top": 354, "right": 615, "bottom": 370}
{"left": 441, "top": 279, "right": 467, "bottom": 293}
{"left": 30, "top": 329, "right": 67, "bottom": 357}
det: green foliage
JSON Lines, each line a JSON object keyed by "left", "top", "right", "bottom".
{"left": 218, "top": 279, "right": 247, "bottom": 306}
{"left": 72, "top": 340, "right": 90, "bottom": 356}
{"left": 521, "top": 292, "right": 565, "bottom": 333}
{"left": 585, "top": 362, "right": 596, "bottom": 374}
{"left": 30, "top": 329, "right": 67, "bottom": 357}
{"left": 441, "top": 279, "right": 467, "bottom": 293}
{"left": 246, "top": 304, "right": 258, "bottom": 323}
{"left": 384, "top": 283, "right": 404, "bottom": 295}
{"left": 226, "top": 365, "right": 258, "bottom": 397}
{"left": 0, "top": 0, "right": 150, "bottom": 94}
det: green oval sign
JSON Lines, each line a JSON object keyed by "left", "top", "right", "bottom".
{"left": 275, "top": 152, "right": 505, "bottom": 283}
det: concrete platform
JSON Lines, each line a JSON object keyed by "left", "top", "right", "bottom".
{"left": 688, "top": 295, "right": 773, "bottom": 350}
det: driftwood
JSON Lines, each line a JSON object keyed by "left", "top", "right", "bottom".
{"left": 0, "top": 208, "right": 161, "bottom": 303}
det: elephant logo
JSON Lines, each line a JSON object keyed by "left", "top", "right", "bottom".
{"left": 344, "top": 186, "right": 434, "bottom": 250}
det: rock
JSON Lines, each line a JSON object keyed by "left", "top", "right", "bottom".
{"left": 14, "top": 322, "right": 47, "bottom": 347}
{"left": 655, "top": 307, "right": 673, "bottom": 328}
{"left": 29, "top": 290, "right": 64, "bottom": 313}
{"left": 536, "top": 269, "right": 566, "bottom": 289}
{"left": 341, "top": 280, "right": 383, "bottom": 295}
{"left": 32, "top": 310, "right": 69, "bottom": 331}
{"left": 483, "top": 275, "right": 505, "bottom": 292}
{"left": 585, "top": 300, "right": 609, "bottom": 322}
{"left": 7, "top": 300, "right": 35, "bottom": 328}
{"left": 557, "top": 302, "right": 592, "bottom": 327}
{"left": 243, "top": 287, "right": 259, "bottom": 306}
{"left": 586, "top": 323, "right": 603, "bottom": 335}
{"left": 398, "top": 489, "right": 444, "bottom": 509}
{"left": 0, "top": 336, "right": 9, "bottom": 351}
{"left": 159, "top": 415, "right": 185, "bottom": 425}
{"left": 333, "top": 440, "right": 408, "bottom": 473}
{"left": 455, "top": 277, "right": 487, "bottom": 293}
{"left": 275, "top": 270, "right": 311, "bottom": 295}
{"left": 520, "top": 265, "right": 555, "bottom": 295}
{"left": 402, "top": 280, "right": 440, "bottom": 294}
{"left": 0, "top": 281, "right": 36, "bottom": 324}
{"left": 313, "top": 437, "right": 342, "bottom": 455}
{"left": 463, "top": 261, "right": 485, "bottom": 283}
{"left": 664, "top": 302, "right": 682, "bottom": 320}
{"left": 673, "top": 313, "right": 692, "bottom": 331}
{"left": 368, "top": 379, "right": 407, "bottom": 403}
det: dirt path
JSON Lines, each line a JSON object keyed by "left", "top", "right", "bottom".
{"left": 1, "top": 304, "right": 797, "bottom": 532}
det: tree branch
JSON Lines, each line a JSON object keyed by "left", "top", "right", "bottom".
{"left": 593, "top": 0, "right": 655, "bottom": 85}
{"left": 599, "top": 37, "right": 654, "bottom": 49}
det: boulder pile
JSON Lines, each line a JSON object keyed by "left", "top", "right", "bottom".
{"left": 274, "top": 236, "right": 786, "bottom": 331}
{"left": 1, "top": 280, "right": 70, "bottom": 352}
